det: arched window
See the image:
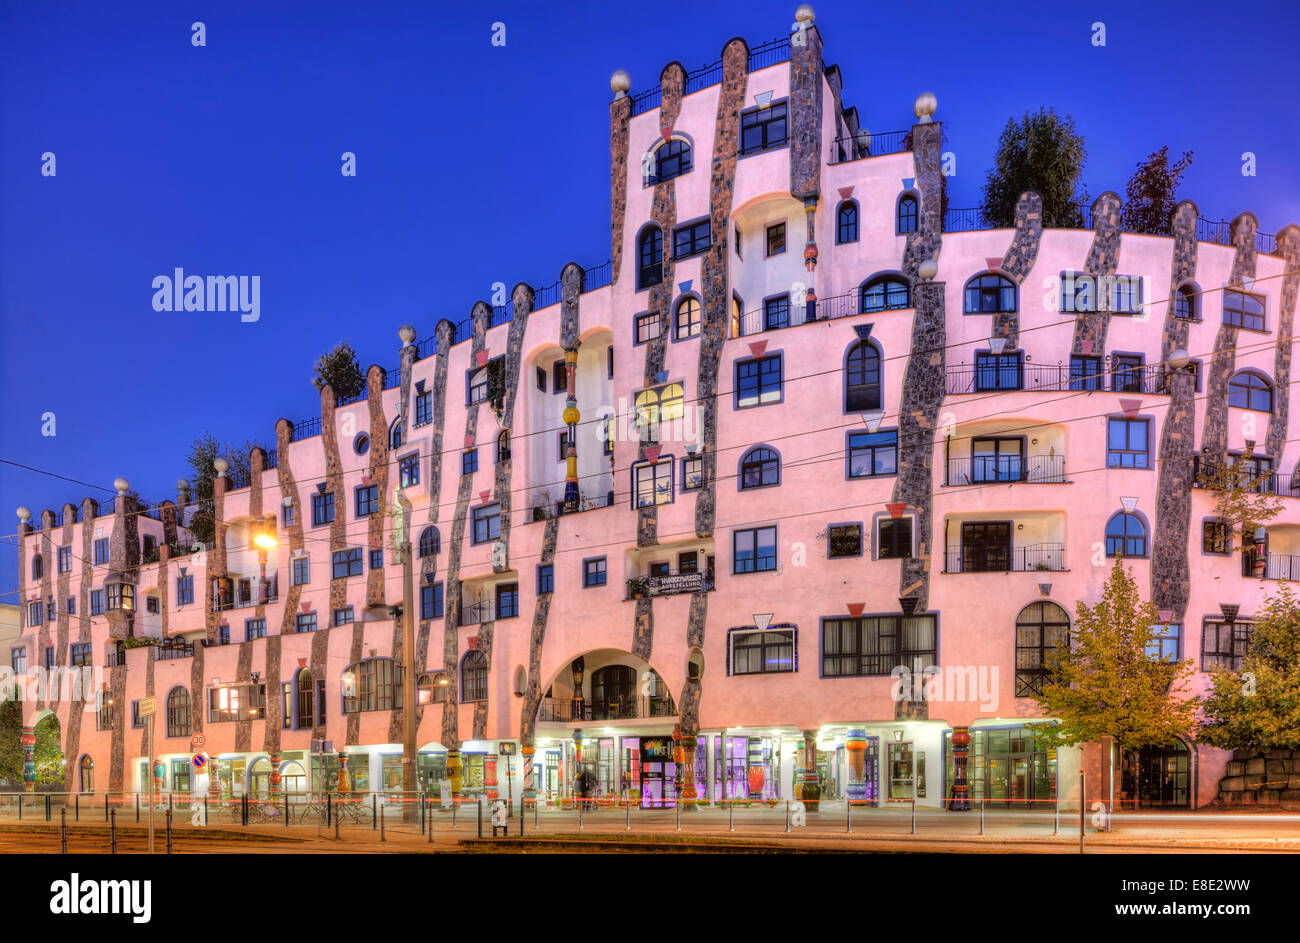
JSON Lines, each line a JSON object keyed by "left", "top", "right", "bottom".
{"left": 1014, "top": 602, "right": 1069, "bottom": 697}
{"left": 80, "top": 755, "right": 94, "bottom": 793}
{"left": 461, "top": 650, "right": 488, "bottom": 703}
{"left": 31, "top": 554, "right": 42, "bottom": 581}
{"left": 963, "top": 273, "right": 1017, "bottom": 314}
{"left": 1174, "top": 284, "right": 1198, "bottom": 320}
{"left": 897, "top": 194, "right": 919, "bottom": 234}
{"left": 592, "top": 665, "right": 637, "bottom": 719}
{"left": 389, "top": 417, "right": 403, "bottom": 450}
{"left": 418, "top": 526, "right": 441, "bottom": 558}
{"left": 860, "top": 275, "right": 910, "bottom": 313}
{"left": 342, "top": 658, "right": 400, "bottom": 712}
{"left": 166, "top": 685, "right": 191, "bottom": 739}
{"left": 637, "top": 226, "right": 663, "bottom": 290}
{"left": 420, "top": 671, "right": 449, "bottom": 704}
{"left": 1228, "top": 371, "right": 1273, "bottom": 412}
{"left": 496, "top": 430, "right": 511, "bottom": 463}
{"left": 648, "top": 139, "right": 692, "bottom": 184}
{"left": 296, "top": 667, "right": 314, "bottom": 728}
{"left": 740, "top": 447, "right": 780, "bottom": 490}
{"left": 845, "top": 341, "right": 882, "bottom": 411}
{"left": 675, "top": 296, "right": 701, "bottom": 339}
{"left": 634, "top": 383, "right": 684, "bottom": 443}
{"left": 1105, "top": 512, "right": 1147, "bottom": 557}
{"left": 836, "top": 200, "right": 859, "bottom": 244}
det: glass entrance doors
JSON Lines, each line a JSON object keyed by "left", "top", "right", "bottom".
{"left": 887, "top": 742, "right": 914, "bottom": 800}
{"left": 1133, "top": 744, "right": 1190, "bottom": 808}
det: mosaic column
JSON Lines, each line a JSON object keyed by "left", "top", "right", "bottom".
{"left": 950, "top": 727, "right": 971, "bottom": 811}
{"left": 846, "top": 729, "right": 867, "bottom": 805}
{"left": 336, "top": 753, "right": 351, "bottom": 794}
{"left": 153, "top": 756, "right": 165, "bottom": 800}
{"left": 21, "top": 725, "right": 36, "bottom": 792}
{"left": 800, "top": 729, "right": 820, "bottom": 810}
{"left": 485, "top": 753, "right": 499, "bottom": 801}
{"left": 447, "top": 750, "right": 462, "bottom": 800}
{"left": 572, "top": 729, "right": 585, "bottom": 803}
{"left": 680, "top": 735, "right": 698, "bottom": 805}
{"left": 570, "top": 656, "right": 585, "bottom": 722}
{"left": 563, "top": 347, "right": 581, "bottom": 512}
{"left": 269, "top": 750, "right": 281, "bottom": 799}
{"left": 747, "top": 739, "right": 765, "bottom": 798}
{"left": 521, "top": 744, "right": 536, "bottom": 801}
{"left": 802, "top": 198, "right": 818, "bottom": 318}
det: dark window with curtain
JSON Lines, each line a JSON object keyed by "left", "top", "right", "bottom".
{"left": 821, "top": 615, "right": 937, "bottom": 677}
{"left": 845, "top": 341, "right": 881, "bottom": 411}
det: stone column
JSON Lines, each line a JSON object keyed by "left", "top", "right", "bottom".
{"left": 269, "top": 750, "right": 281, "bottom": 798}
{"left": 21, "top": 725, "right": 36, "bottom": 792}
{"left": 563, "top": 347, "right": 581, "bottom": 512}
{"left": 800, "top": 730, "right": 820, "bottom": 809}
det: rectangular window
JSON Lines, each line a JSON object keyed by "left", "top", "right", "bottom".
{"left": 414, "top": 391, "right": 433, "bottom": 426}
{"left": 848, "top": 430, "right": 898, "bottom": 478}
{"left": 1146, "top": 623, "right": 1181, "bottom": 661}
{"left": 462, "top": 450, "right": 478, "bottom": 475}
{"left": 57, "top": 547, "right": 72, "bottom": 573}
{"left": 208, "top": 683, "right": 267, "bottom": 723}
{"left": 468, "top": 365, "right": 489, "bottom": 404}
{"left": 553, "top": 360, "right": 566, "bottom": 394}
{"left": 975, "top": 351, "right": 1022, "bottom": 391}
{"left": 332, "top": 607, "right": 354, "bottom": 627}
{"left": 607, "top": 346, "right": 614, "bottom": 379}
{"left": 1224, "top": 290, "right": 1266, "bottom": 331}
{"left": 634, "top": 311, "right": 665, "bottom": 345}
{"left": 10, "top": 647, "right": 26, "bottom": 673}
{"left": 370, "top": 548, "right": 383, "bottom": 570}
{"left": 283, "top": 503, "right": 295, "bottom": 527}
{"left": 1202, "top": 619, "right": 1252, "bottom": 671}
{"left": 217, "top": 624, "right": 230, "bottom": 645}
{"left": 536, "top": 366, "right": 547, "bottom": 392}
{"left": 733, "top": 525, "right": 778, "bottom": 574}
{"left": 583, "top": 558, "right": 607, "bottom": 587}
{"left": 296, "top": 612, "right": 317, "bottom": 633}
{"left": 132, "top": 701, "right": 144, "bottom": 729}
{"left": 729, "top": 627, "right": 796, "bottom": 675}
{"left": 67, "top": 596, "right": 75, "bottom": 615}
{"left": 970, "top": 437, "right": 1024, "bottom": 483}
{"left": 1069, "top": 355, "right": 1102, "bottom": 391}
{"left": 682, "top": 456, "right": 704, "bottom": 490}
{"left": 763, "top": 294, "right": 790, "bottom": 330}
{"left": 558, "top": 432, "right": 569, "bottom": 462}
{"left": 420, "top": 582, "right": 445, "bottom": 620}
{"left": 821, "top": 614, "right": 937, "bottom": 677}
{"left": 495, "top": 583, "right": 519, "bottom": 619}
{"left": 740, "top": 101, "right": 788, "bottom": 155}
{"left": 45, "top": 598, "right": 55, "bottom": 621}
{"left": 332, "top": 548, "right": 363, "bottom": 578}
{"left": 537, "top": 564, "right": 554, "bottom": 595}
{"left": 472, "top": 504, "right": 501, "bottom": 544}
{"left": 245, "top": 618, "right": 267, "bottom": 641}
{"left": 1109, "top": 275, "right": 1143, "bottom": 314}
{"left": 827, "top": 523, "right": 863, "bottom": 558}
{"left": 1202, "top": 520, "right": 1232, "bottom": 554}
{"left": 878, "top": 518, "right": 913, "bottom": 559}
{"left": 634, "top": 460, "right": 674, "bottom": 508}
{"left": 673, "top": 220, "right": 711, "bottom": 259}
{"left": 70, "top": 642, "right": 92, "bottom": 667}
{"left": 292, "top": 556, "right": 310, "bottom": 586}
{"left": 398, "top": 453, "right": 420, "bottom": 488}
{"left": 311, "top": 491, "right": 335, "bottom": 526}
{"left": 765, "top": 221, "right": 786, "bottom": 256}
{"left": 28, "top": 602, "right": 42, "bottom": 626}
{"left": 176, "top": 575, "right": 193, "bottom": 606}
{"left": 90, "top": 590, "right": 104, "bottom": 616}
{"left": 44, "top": 646, "right": 54, "bottom": 669}
{"left": 146, "top": 596, "right": 160, "bottom": 614}
{"left": 1107, "top": 417, "right": 1150, "bottom": 468}
{"left": 354, "top": 485, "right": 379, "bottom": 517}
{"left": 94, "top": 538, "right": 109, "bottom": 564}
{"left": 736, "top": 354, "right": 782, "bottom": 408}
{"left": 1112, "top": 354, "right": 1144, "bottom": 393}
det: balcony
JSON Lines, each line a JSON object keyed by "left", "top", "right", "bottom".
{"left": 537, "top": 694, "right": 677, "bottom": 724}
{"left": 944, "top": 454, "right": 1066, "bottom": 486}
{"left": 626, "top": 571, "right": 715, "bottom": 599}
{"left": 1193, "top": 457, "right": 1299, "bottom": 498}
{"left": 1243, "top": 552, "right": 1300, "bottom": 581}
{"left": 945, "top": 361, "right": 1171, "bottom": 396}
{"left": 943, "top": 543, "right": 1065, "bottom": 573}
{"left": 154, "top": 639, "right": 196, "bottom": 661}
{"left": 733, "top": 290, "right": 904, "bottom": 338}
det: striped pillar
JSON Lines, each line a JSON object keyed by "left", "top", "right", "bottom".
{"left": 846, "top": 729, "right": 867, "bottom": 805}
{"left": 336, "top": 753, "right": 351, "bottom": 794}
{"left": 521, "top": 744, "right": 536, "bottom": 800}
{"left": 21, "top": 725, "right": 36, "bottom": 792}
{"left": 269, "top": 750, "right": 281, "bottom": 798}
{"left": 563, "top": 347, "right": 580, "bottom": 511}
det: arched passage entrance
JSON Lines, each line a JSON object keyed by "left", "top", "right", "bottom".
{"left": 1123, "top": 739, "right": 1192, "bottom": 809}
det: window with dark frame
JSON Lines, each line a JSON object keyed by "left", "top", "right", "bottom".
{"left": 897, "top": 195, "right": 918, "bottom": 234}
{"left": 736, "top": 354, "right": 782, "bottom": 408}
{"left": 975, "top": 351, "right": 1022, "bottom": 391}
{"left": 848, "top": 430, "right": 898, "bottom": 478}
{"left": 733, "top": 525, "right": 777, "bottom": 574}
{"left": 827, "top": 523, "right": 863, "bottom": 558}
{"left": 536, "top": 366, "right": 547, "bottom": 392}
{"left": 633, "top": 460, "right": 674, "bottom": 508}
{"left": 583, "top": 558, "right": 607, "bottom": 588}
{"left": 964, "top": 273, "right": 1017, "bottom": 313}
{"left": 821, "top": 614, "right": 937, "bottom": 677}
{"left": 739, "top": 447, "right": 780, "bottom": 489}
{"left": 420, "top": 582, "right": 445, "bottom": 619}
{"left": 877, "top": 517, "right": 913, "bottom": 559}
{"left": 398, "top": 452, "right": 420, "bottom": 487}
{"left": 648, "top": 138, "right": 692, "bottom": 184}
{"left": 414, "top": 391, "right": 432, "bottom": 426}
{"left": 860, "top": 277, "right": 910, "bottom": 312}
{"left": 1069, "top": 355, "right": 1103, "bottom": 391}
{"left": 730, "top": 627, "right": 796, "bottom": 675}
{"left": 354, "top": 484, "right": 379, "bottom": 517}
{"left": 461, "top": 650, "right": 488, "bottom": 702}
{"left": 1112, "top": 354, "right": 1145, "bottom": 393}
{"left": 845, "top": 341, "right": 881, "bottom": 411}
{"left": 472, "top": 504, "right": 501, "bottom": 544}
{"left": 332, "top": 548, "right": 363, "bottom": 578}
{"left": 763, "top": 294, "right": 790, "bottom": 330}
{"left": 462, "top": 450, "right": 478, "bottom": 475}
{"left": 836, "top": 201, "right": 858, "bottom": 243}
{"left": 1107, "top": 417, "right": 1150, "bottom": 468}
{"left": 1105, "top": 512, "right": 1147, "bottom": 557}
{"left": 675, "top": 297, "right": 701, "bottom": 338}
{"left": 1224, "top": 290, "right": 1265, "bottom": 331}
{"left": 682, "top": 456, "right": 704, "bottom": 490}
{"left": 1202, "top": 520, "right": 1232, "bottom": 554}
{"left": 765, "top": 222, "right": 786, "bottom": 256}
{"left": 311, "top": 491, "right": 335, "bottom": 526}
{"left": 1228, "top": 371, "right": 1273, "bottom": 412}
{"left": 1202, "top": 619, "right": 1252, "bottom": 671}
{"left": 634, "top": 311, "right": 665, "bottom": 344}
{"left": 537, "top": 564, "right": 554, "bottom": 595}
{"left": 1174, "top": 285, "right": 1198, "bottom": 320}
{"left": 673, "top": 220, "right": 711, "bottom": 259}
{"left": 1015, "top": 602, "right": 1069, "bottom": 697}
{"left": 740, "top": 101, "right": 788, "bottom": 155}
{"left": 553, "top": 359, "right": 567, "bottom": 394}
{"left": 638, "top": 227, "right": 664, "bottom": 290}
{"left": 495, "top": 583, "right": 519, "bottom": 619}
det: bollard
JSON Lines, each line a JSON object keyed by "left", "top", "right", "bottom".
{"left": 676, "top": 800, "right": 681, "bottom": 831}
{"left": 16, "top": 794, "right": 20, "bottom": 821}
{"left": 980, "top": 799, "right": 985, "bottom": 836}
{"left": 626, "top": 799, "right": 631, "bottom": 831}
{"left": 326, "top": 793, "right": 332, "bottom": 828}
{"left": 284, "top": 792, "right": 290, "bottom": 827}
{"left": 372, "top": 794, "right": 377, "bottom": 832}
{"left": 847, "top": 798, "right": 852, "bottom": 833}
{"left": 427, "top": 799, "right": 433, "bottom": 844}
{"left": 477, "top": 797, "right": 483, "bottom": 838}
{"left": 241, "top": 794, "right": 249, "bottom": 826}
{"left": 136, "top": 793, "right": 140, "bottom": 823}
{"left": 451, "top": 797, "right": 457, "bottom": 829}
{"left": 579, "top": 803, "right": 583, "bottom": 831}
{"left": 729, "top": 799, "right": 734, "bottom": 832}
{"left": 911, "top": 798, "right": 917, "bottom": 835}
{"left": 166, "top": 810, "right": 173, "bottom": 855}
{"left": 534, "top": 796, "right": 539, "bottom": 829}
{"left": 60, "top": 808, "right": 67, "bottom": 854}
{"left": 420, "top": 794, "right": 426, "bottom": 835}
{"left": 1079, "top": 770, "right": 1085, "bottom": 854}
{"left": 168, "top": 792, "right": 173, "bottom": 812}
{"left": 104, "top": 793, "right": 109, "bottom": 823}
{"left": 1054, "top": 797, "right": 1060, "bottom": 836}
{"left": 75, "top": 793, "right": 80, "bottom": 822}
{"left": 334, "top": 805, "right": 340, "bottom": 841}
{"left": 45, "top": 793, "right": 51, "bottom": 822}
{"left": 786, "top": 799, "right": 791, "bottom": 833}
{"left": 380, "top": 802, "right": 386, "bottom": 842}
{"left": 110, "top": 809, "right": 117, "bottom": 855}
{"left": 520, "top": 799, "right": 525, "bottom": 838}
{"left": 204, "top": 795, "right": 209, "bottom": 826}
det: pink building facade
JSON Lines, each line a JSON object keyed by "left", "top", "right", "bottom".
{"left": 9, "top": 8, "right": 1299, "bottom": 812}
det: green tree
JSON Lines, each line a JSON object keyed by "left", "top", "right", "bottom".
{"left": 312, "top": 340, "right": 365, "bottom": 404}
{"left": 1199, "top": 587, "right": 1300, "bottom": 750}
{"left": 1035, "top": 559, "right": 1200, "bottom": 757}
{"left": 0, "top": 697, "right": 24, "bottom": 788}
{"left": 183, "top": 435, "right": 259, "bottom": 546}
{"left": 32, "top": 713, "right": 64, "bottom": 788}
{"left": 1121, "top": 146, "right": 1193, "bottom": 236}
{"left": 980, "top": 108, "right": 1089, "bottom": 228}
{"left": 1197, "top": 453, "right": 1283, "bottom": 556}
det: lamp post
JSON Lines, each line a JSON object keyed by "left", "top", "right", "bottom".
{"left": 392, "top": 486, "right": 418, "bottom": 823}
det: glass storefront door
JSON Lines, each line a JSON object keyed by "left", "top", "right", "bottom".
{"left": 888, "top": 742, "right": 914, "bottom": 800}
{"left": 1134, "top": 745, "right": 1190, "bottom": 808}
{"left": 639, "top": 736, "right": 676, "bottom": 808}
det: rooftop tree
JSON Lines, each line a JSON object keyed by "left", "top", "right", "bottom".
{"left": 312, "top": 340, "right": 365, "bottom": 404}
{"left": 980, "top": 107, "right": 1089, "bottom": 228}
{"left": 1121, "top": 146, "right": 1194, "bottom": 236}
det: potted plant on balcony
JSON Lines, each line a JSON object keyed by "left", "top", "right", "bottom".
{"left": 628, "top": 577, "right": 650, "bottom": 599}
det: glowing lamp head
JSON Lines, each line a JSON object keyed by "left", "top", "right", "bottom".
{"left": 253, "top": 533, "right": 279, "bottom": 550}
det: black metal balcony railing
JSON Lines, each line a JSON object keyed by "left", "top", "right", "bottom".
{"left": 1193, "top": 457, "right": 1299, "bottom": 498}
{"left": 106, "top": 647, "right": 127, "bottom": 667}
{"left": 291, "top": 417, "right": 322, "bottom": 442}
{"left": 735, "top": 290, "right": 900, "bottom": 338}
{"left": 154, "top": 640, "right": 195, "bottom": 661}
{"left": 944, "top": 542, "right": 1066, "bottom": 574}
{"left": 945, "top": 361, "right": 1171, "bottom": 396}
{"left": 1243, "top": 552, "right": 1300, "bottom": 581}
{"left": 537, "top": 695, "right": 677, "bottom": 723}
{"left": 944, "top": 454, "right": 1066, "bottom": 486}
{"left": 627, "top": 572, "right": 715, "bottom": 598}
{"left": 828, "top": 129, "right": 911, "bottom": 164}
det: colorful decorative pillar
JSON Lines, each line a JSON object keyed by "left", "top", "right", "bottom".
{"left": 447, "top": 750, "right": 462, "bottom": 800}
{"left": 802, "top": 197, "right": 819, "bottom": 318}
{"left": 20, "top": 725, "right": 36, "bottom": 792}
{"left": 799, "top": 729, "right": 820, "bottom": 810}
{"left": 950, "top": 727, "right": 971, "bottom": 811}
{"left": 747, "top": 739, "right": 766, "bottom": 798}
{"left": 570, "top": 656, "right": 585, "bottom": 722}
{"left": 269, "top": 750, "right": 282, "bottom": 798}
{"left": 1253, "top": 529, "right": 1267, "bottom": 578}
{"left": 485, "top": 753, "right": 499, "bottom": 801}
{"left": 336, "top": 753, "right": 351, "bottom": 794}
{"left": 845, "top": 729, "right": 867, "bottom": 805}
{"left": 207, "top": 756, "right": 222, "bottom": 800}
{"left": 680, "top": 735, "right": 698, "bottom": 806}
{"left": 562, "top": 347, "right": 581, "bottom": 512}
{"left": 153, "top": 757, "right": 165, "bottom": 799}
{"left": 521, "top": 743, "right": 536, "bottom": 801}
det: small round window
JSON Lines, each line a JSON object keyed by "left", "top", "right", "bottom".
{"left": 354, "top": 433, "right": 370, "bottom": 455}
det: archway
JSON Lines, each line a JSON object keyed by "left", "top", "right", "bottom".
{"left": 1123, "top": 739, "right": 1192, "bottom": 809}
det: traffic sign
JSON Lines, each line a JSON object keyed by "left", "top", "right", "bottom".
{"left": 192, "top": 753, "right": 207, "bottom": 771}
{"left": 191, "top": 733, "right": 205, "bottom": 749}
{"left": 138, "top": 696, "right": 156, "bottom": 718}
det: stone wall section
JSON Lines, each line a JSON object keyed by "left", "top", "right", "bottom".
{"left": 1266, "top": 225, "right": 1299, "bottom": 463}
{"left": 1199, "top": 213, "right": 1258, "bottom": 462}
{"left": 992, "top": 191, "right": 1044, "bottom": 347}
{"left": 1069, "top": 192, "right": 1123, "bottom": 356}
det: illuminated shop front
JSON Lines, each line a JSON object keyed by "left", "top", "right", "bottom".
{"left": 945, "top": 724, "right": 1058, "bottom": 809}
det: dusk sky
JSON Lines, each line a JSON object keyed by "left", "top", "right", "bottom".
{"left": 3, "top": 0, "right": 1298, "bottom": 599}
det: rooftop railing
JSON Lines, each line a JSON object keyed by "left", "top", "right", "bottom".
{"left": 629, "top": 36, "right": 792, "bottom": 117}
{"left": 828, "top": 129, "right": 911, "bottom": 164}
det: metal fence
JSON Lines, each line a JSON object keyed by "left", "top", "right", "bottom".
{"left": 943, "top": 542, "right": 1066, "bottom": 573}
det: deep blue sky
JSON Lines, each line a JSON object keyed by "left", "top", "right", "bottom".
{"left": 3, "top": 0, "right": 1298, "bottom": 599}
